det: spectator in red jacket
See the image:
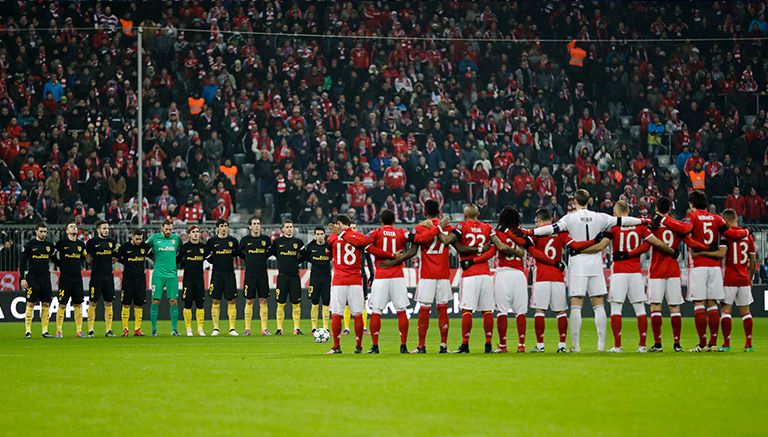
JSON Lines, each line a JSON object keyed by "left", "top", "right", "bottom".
{"left": 211, "top": 198, "right": 231, "bottom": 221}
{"left": 177, "top": 198, "right": 204, "bottom": 223}
{"left": 746, "top": 187, "right": 764, "bottom": 224}
{"left": 534, "top": 167, "right": 557, "bottom": 205}
{"left": 383, "top": 157, "right": 407, "bottom": 197}
{"left": 725, "top": 186, "right": 747, "bottom": 223}
{"left": 512, "top": 167, "right": 534, "bottom": 196}
{"left": 347, "top": 177, "right": 367, "bottom": 208}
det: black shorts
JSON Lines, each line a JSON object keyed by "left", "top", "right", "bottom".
{"left": 89, "top": 275, "right": 115, "bottom": 303}
{"left": 244, "top": 274, "right": 270, "bottom": 299}
{"left": 183, "top": 277, "right": 205, "bottom": 309}
{"left": 58, "top": 276, "right": 84, "bottom": 305}
{"left": 121, "top": 275, "right": 147, "bottom": 306}
{"left": 209, "top": 272, "right": 236, "bottom": 301}
{"left": 276, "top": 274, "right": 301, "bottom": 304}
{"left": 308, "top": 275, "right": 331, "bottom": 306}
{"left": 25, "top": 276, "right": 52, "bottom": 304}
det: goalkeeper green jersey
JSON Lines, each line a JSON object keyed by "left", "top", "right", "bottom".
{"left": 147, "top": 233, "right": 182, "bottom": 278}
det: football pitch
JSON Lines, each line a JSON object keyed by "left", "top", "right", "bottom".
{"left": 1, "top": 318, "right": 766, "bottom": 436}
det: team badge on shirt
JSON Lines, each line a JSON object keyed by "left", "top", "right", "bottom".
{"left": 199, "top": 248, "right": 204, "bottom": 254}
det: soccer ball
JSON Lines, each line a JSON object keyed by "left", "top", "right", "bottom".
{"left": 313, "top": 328, "right": 330, "bottom": 344}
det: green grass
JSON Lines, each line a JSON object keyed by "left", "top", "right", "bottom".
{"left": 1, "top": 317, "right": 766, "bottom": 436}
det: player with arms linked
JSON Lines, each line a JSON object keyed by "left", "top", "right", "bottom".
{"left": 116, "top": 229, "right": 152, "bottom": 337}
{"left": 238, "top": 216, "right": 272, "bottom": 336}
{"left": 54, "top": 222, "right": 87, "bottom": 338}
{"left": 146, "top": 219, "right": 183, "bottom": 336}
{"left": 85, "top": 220, "right": 118, "bottom": 338}
{"left": 206, "top": 219, "right": 241, "bottom": 336}
{"left": 270, "top": 220, "right": 306, "bottom": 335}
{"left": 306, "top": 226, "right": 332, "bottom": 333}
{"left": 178, "top": 224, "right": 208, "bottom": 336}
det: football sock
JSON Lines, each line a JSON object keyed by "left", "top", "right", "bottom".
{"left": 134, "top": 307, "right": 143, "bottom": 331}
{"left": 292, "top": 304, "right": 301, "bottom": 330}
{"left": 707, "top": 306, "right": 719, "bottom": 347}
{"left": 721, "top": 313, "right": 732, "bottom": 347}
{"left": 671, "top": 312, "right": 682, "bottom": 345}
{"left": 276, "top": 303, "right": 286, "bottom": 331}
{"left": 150, "top": 302, "right": 159, "bottom": 332}
{"left": 211, "top": 302, "right": 221, "bottom": 330}
{"left": 353, "top": 314, "right": 364, "bottom": 348}
{"left": 610, "top": 314, "right": 622, "bottom": 348}
{"left": 516, "top": 314, "right": 526, "bottom": 347}
{"left": 370, "top": 312, "right": 381, "bottom": 346}
{"left": 343, "top": 306, "right": 351, "bottom": 330}
{"left": 594, "top": 304, "right": 607, "bottom": 350}
{"left": 693, "top": 305, "right": 707, "bottom": 346}
{"left": 363, "top": 308, "right": 368, "bottom": 330}
{"left": 556, "top": 312, "right": 568, "bottom": 346}
{"left": 121, "top": 307, "right": 130, "bottom": 330}
{"left": 75, "top": 304, "right": 83, "bottom": 333}
{"left": 331, "top": 313, "right": 342, "bottom": 348}
{"left": 482, "top": 311, "right": 493, "bottom": 345}
{"left": 87, "top": 304, "right": 96, "bottom": 332}
{"left": 259, "top": 303, "right": 268, "bottom": 331}
{"left": 636, "top": 314, "right": 648, "bottom": 347}
{"left": 461, "top": 310, "right": 472, "bottom": 345}
{"left": 184, "top": 308, "right": 193, "bottom": 331}
{"left": 244, "top": 302, "right": 253, "bottom": 331}
{"left": 570, "top": 305, "right": 582, "bottom": 349}
{"left": 743, "top": 313, "right": 753, "bottom": 348}
{"left": 496, "top": 314, "right": 508, "bottom": 348}
{"left": 104, "top": 304, "right": 113, "bottom": 332}
{"left": 227, "top": 302, "right": 236, "bottom": 331}
{"left": 41, "top": 305, "right": 49, "bottom": 333}
{"left": 397, "top": 310, "right": 409, "bottom": 346}
{"left": 170, "top": 304, "right": 178, "bottom": 332}
{"left": 651, "top": 312, "right": 663, "bottom": 345}
{"left": 437, "top": 303, "right": 449, "bottom": 345}
{"left": 24, "top": 304, "right": 33, "bottom": 333}
{"left": 196, "top": 308, "right": 205, "bottom": 331}
{"left": 417, "top": 306, "right": 431, "bottom": 348}
{"left": 56, "top": 306, "right": 65, "bottom": 333}
{"left": 322, "top": 306, "right": 330, "bottom": 329}
{"left": 310, "top": 304, "right": 319, "bottom": 330}
{"left": 534, "top": 313, "right": 545, "bottom": 345}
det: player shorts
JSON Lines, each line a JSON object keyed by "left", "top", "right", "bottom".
{"left": 494, "top": 268, "right": 528, "bottom": 315}
{"left": 25, "top": 275, "right": 52, "bottom": 304}
{"left": 89, "top": 274, "right": 115, "bottom": 302}
{"left": 209, "top": 272, "right": 237, "bottom": 301}
{"left": 414, "top": 279, "right": 452, "bottom": 305}
{"left": 369, "top": 277, "right": 409, "bottom": 312}
{"left": 459, "top": 274, "right": 494, "bottom": 312}
{"left": 531, "top": 282, "right": 568, "bottom": 312}
{"left": 647, "top": 277, "right": 684, "bottom": 306}
{"left": 330, "top": 285, "right": 364, "bottom": 315}
{"left": 151, "top": 275, "right": 179, "bottom": 300}
{"left": 723, "top": 286, "right": 754, "bottom": 306}
{"left": 608, "top": 273, "right": 647, "bottom": 304}
{"left": 687, "top": 267, "right": 724, "bottom": 301}
{"left": 309, "top": 275, "right": 331, "bottom": 306}
{"left": 244, "top": 274, "right": 270, "bottom": 300}
{"left": 57, "top": 276, "right": 84, "bottom": 305}
{"left": 568, "top": 274, "right": 607, "bottom": 298}
{"left": 121, "top": 275, "right": 147, "bottom": 306}
{"left": 276, "top": 274, "right": 301, "bottom": 304}
{"left": 182, "top": 277, "right": 206, "bottom": 309}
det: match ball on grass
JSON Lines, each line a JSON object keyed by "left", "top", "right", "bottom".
{"left": 313, "top": 328, "right": 330, "bottom": 343}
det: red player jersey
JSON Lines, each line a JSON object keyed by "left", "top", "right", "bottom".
{"left": 495, "top": 230, "right": 526, "bottom": 274}
{"left": 328, "top": 230, "right": 371, "bottom": 286}
{"left": 529, "top": 233, "right": 574, "bottom": 283}
{"left": 723, "top": 231, "right": 755, "bottom": 287}
{"left": 610, "top": 224, "right": 652, "bottom": 274}
{"left": 649, "top": 224, "right": 682, "bottom": 279}
{"left": 367, "top": 225, "right": 410, "bottom": 279}
{"left": 453, "top": 219, "right": 494, "bottom": 277}
{"left": 686, "top": 209, "right": 728, "bottom": 268}
{"left": 414, "top": 218, "right": 451, "bottom": 280}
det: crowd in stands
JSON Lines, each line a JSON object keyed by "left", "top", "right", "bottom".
{"left": 0, "top": 1, "right": 768, "bottom": 228}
